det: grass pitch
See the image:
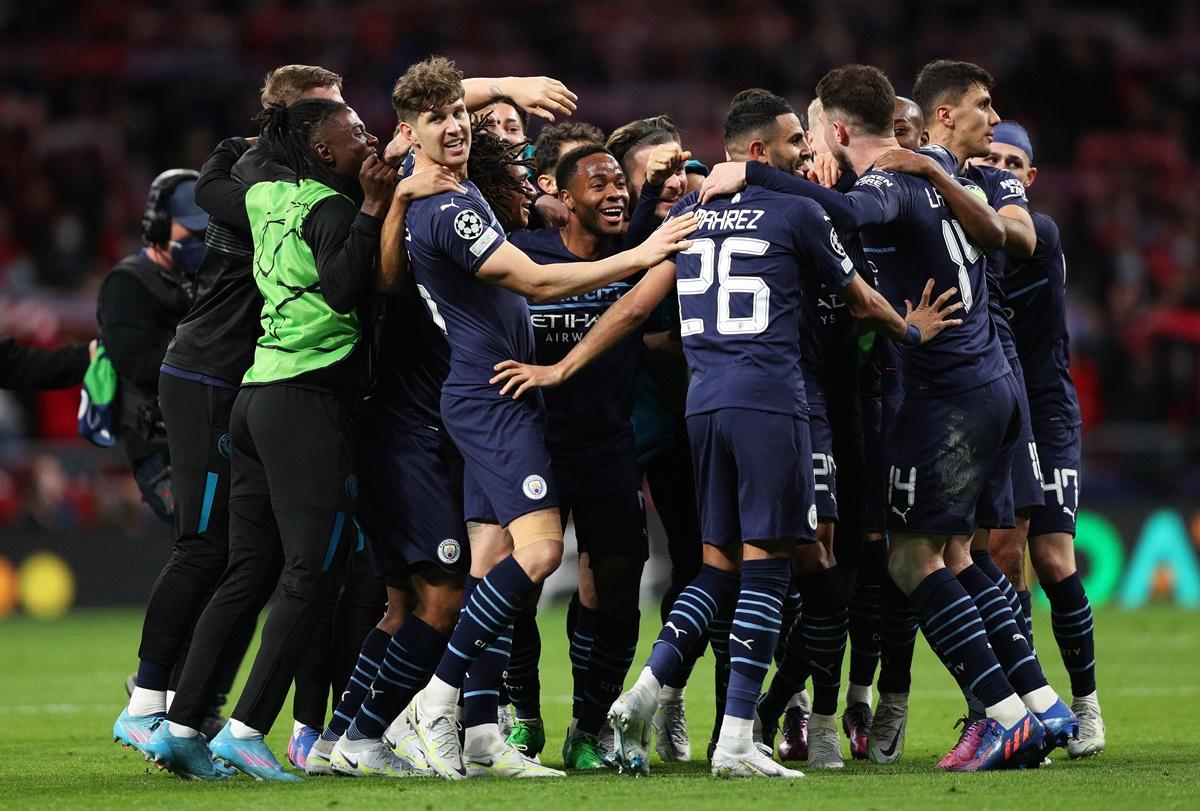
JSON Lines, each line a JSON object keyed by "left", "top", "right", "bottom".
{"left": 0, "top": 604, "right": 1196, "bottom": 810}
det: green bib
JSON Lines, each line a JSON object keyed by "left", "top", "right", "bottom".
{"left": 242, "top": 178, "right": 360, "bottom": 385}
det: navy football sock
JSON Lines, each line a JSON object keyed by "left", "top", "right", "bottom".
{"left": 877, "top": 574, "right": 918, "bottom": 694}
{"left": 566, "top": 594, "right": 596, "bottom": 718}
{"left": 971, "top": 549, "right": 1032, "bottom": 647}
{"left": 135, "top": 659, "right": 171, "bottom": 693}
{"left": 708, "top": 610, "right": 733, "bottom": 738}
{"left": 1042, "top": 573, "right": 1096, "bottom": 696}
{"left": 506, "top": 607, "right": 542, "bottom": 720}
{"left": 647, "top": 564, "right": 739, "bottom": 685}
{"left": 774, "top": 582, "right": 803, "bottom": 666}
{"left": 322, "top": 627, "right": 391, "bottom": 742}
{"left": 346, "top": 618, "right": 445, "bottom": 741}
{"left": 463, "top": 624, "right": 513, "bottom": 730}
{"left": 848, "top": 540, "right": 885, "bottom": 689}
{"left": 912, "top": 568, "right": 1014, "bottom": 708}
{"left": 957, "top": 564, "right": 1048, "bottom": 697}
{"left": 726, "top": 557, "right": 791, "bottom": 720}
{"left": 1017, "top": 589, "right": 1034, "bottom": 648}
{"left": 578, "top": 612, "right": 639, "bottom": 736}
{"left": 433, "top": 556, "right": 534, "bottom": 689}
{"left": 798, "top": 567, "right": 849, "bottom": 716}
{"left": 758, "top": 609, "right": 809, "bottom": 724}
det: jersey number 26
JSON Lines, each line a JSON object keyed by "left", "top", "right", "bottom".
{"left": 678, "top": 237, "right": 771, "bottom": 336}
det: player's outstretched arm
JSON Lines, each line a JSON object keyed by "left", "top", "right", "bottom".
{"left": 841, "top": 275, "right": 963, "bottom": 345}
{"left": 700, "top": 161, "right": 888, "bottom": 232}
{"left": 379, "top": 166, "right": 466, "bottom": 292}
{"left": 477, "top": 212, "right": 697, "bottom": 303}
{"left": 995, "top": 204, "right": 1036, "bottom": 258}
{"left": 462, "top": 76, "right": 578, "bottom": 122}
{"left": 490, "top": 259, "right": 678, "bottom": 399}
{"left": 873, "top": 148, "right": 1006, "bottom": 250}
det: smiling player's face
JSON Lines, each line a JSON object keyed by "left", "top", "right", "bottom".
{"left": 411, "top": 98, "right": 472, "bottom": 171}
{"left": 564, "top": 153, "right": 629, "bottom": 238}
{"left": 761, "top": 113, "right": 807, "bottom": 175}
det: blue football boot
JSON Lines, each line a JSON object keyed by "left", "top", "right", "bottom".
{"left": 113, "top": 708, "right": 164, "bottom": 758}
{"left": 949, "top": 710, "right": 1045, "bottom": 771}
{"left": 142, "top": 722, "right": 228, "bottom": 780}
{"left": 1035, "top": 698, "right": 1080, "bottom": 757}
{"left": 287, "top": 724, "right": 322, "bottom": 770}
{"left": 209, "top": 723, "right": 302, "bottom": 782}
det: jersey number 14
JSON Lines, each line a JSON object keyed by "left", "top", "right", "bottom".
{"left": 941, "top": 219, "right": 980, "bottom": 311}
{"left": 678, "top": 237, "right": 771, "bottom": 336}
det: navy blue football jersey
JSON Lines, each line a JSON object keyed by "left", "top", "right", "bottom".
{"left": 1000, "top": 211, "right": 1080, "bottom": 427}
{"left": 668, "top": 187, "right": 856, "bottom": 418}
{"left": 745, "top": 148, "right": 1011, "bottom": 398}
{"left": 960, "top": 164, "right": 1030, "bottom": 360}
{"left": 372, "top": 292, "right": 450, "bottom": 429}
{"left": 405, "top": 181, "right": 535, "bottom": 399}
{"left": 510, "top": 227, "right": 640, "bottom": 456}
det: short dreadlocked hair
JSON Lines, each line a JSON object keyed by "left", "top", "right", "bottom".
{"left": 469, "top": 120, "right": 531, "bottom": 224}
{"left": 391, "top": 56, "right": 465, "bottom": 124}
{"left": 255, "top": 98, "right": 349, "bottom": 182}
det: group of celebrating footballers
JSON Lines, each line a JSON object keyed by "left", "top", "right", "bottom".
{"left": 109, "top": 52, "right": 1106, "bottom": 782}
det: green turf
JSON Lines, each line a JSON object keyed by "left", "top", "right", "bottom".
{"left": 0, "top": 605, "right": 1196, "bottom": 809}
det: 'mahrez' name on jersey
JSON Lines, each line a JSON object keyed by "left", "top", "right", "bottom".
{"left": 510, "top": 227, "right": 640, "bottom": 456}
{"left": 669, "top": 187, "right": 856, "bottom": 418}
{"left": 405, "top": 181, "right": 535, "bottom": 399}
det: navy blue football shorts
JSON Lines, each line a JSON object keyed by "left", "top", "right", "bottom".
{"left": 1028, "top": 420, "right": 1081, "bottom": 537}
{"left": 885, "top": 373, "right": 1021, "bottom": 536}
{"left": 355, "top": 400, "right": 469, "bottom": 577}
{"left": 686, "top": 407, "right": 817, "bottom": 547}
{"left": 442, "top": 392, "right": 559, "bottom": 527}
{"left": 809, "top": 398, "right": 839, "bottom": 523}
{"left": 553, "top": 438, "right": 648, "bottom": 563}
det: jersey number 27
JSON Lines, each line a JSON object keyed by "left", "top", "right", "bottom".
{"left": 678, "top": 237, "right": 771, "bottom": 336}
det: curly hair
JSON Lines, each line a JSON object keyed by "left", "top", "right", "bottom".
{"left": 469, "top": 120, "right": 531, "bottom": 224}
{"left": 391, "top": 56, "right": 465, "bottom": 123}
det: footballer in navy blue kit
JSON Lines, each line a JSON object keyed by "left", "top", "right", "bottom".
{"left": 492, "top": 93, "right": 960, "bottom": 775}
{"left": 982, "top": 121, "right": 1105, "bottom": 758}
{"left": 511, "top": 224, "right": 645, "bottom": 559}
{"left": 506, "top": 145, "right": 650, "bottom": 767}
{"left": 701, "top": 65, "right": 1075, "bottom": 771}
{"left": 389, "top": 56, "right": 698, "bottom": 781}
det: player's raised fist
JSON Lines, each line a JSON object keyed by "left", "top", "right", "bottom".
{"left": 646, "top": 144, "right": 691, "bottom": 185}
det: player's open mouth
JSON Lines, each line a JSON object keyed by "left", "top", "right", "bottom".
{"left": 445, "top": 138, "right": 465, "bottom": 154}
{"left": 600, "top": 205, "right": 624, "bottom": 224}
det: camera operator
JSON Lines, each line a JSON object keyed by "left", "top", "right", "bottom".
{"left": 96, "top": 170, "right": 204, "bottom": 525}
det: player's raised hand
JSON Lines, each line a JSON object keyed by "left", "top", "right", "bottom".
{"left": 699, "top": 161, "right": 748, "bottom": 204}
{"left": 873, "top": 148, "right": 939, "bottom": 178}
{"left": 634, "top": 212, "right": 698, "bottom": 267}
{"left": 646, "top": 144, "right": 691, "bottom": 185}
{"left": 808, "top": 151, "right": 842, "bottom": 188}
{"left": 505, "top": 77, "right": 579, "bottom": 122}
{"left": 490, "top": 360, "right": 565, "bottom": 399}
{"left": 904, "top": 278, "right": 965, "bottom": 343}
{"left": 360, "top": 154, "right": 399, "bottom": 217}
{"left": 396, "top": 165, "right": 465, "bottom": 202}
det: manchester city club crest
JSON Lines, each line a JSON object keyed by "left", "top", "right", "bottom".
{"left": 437, "top": 538, "right": 461, "bottom": 564}
{"left": 522, "top": 474, "right": 548, "bottom": 500}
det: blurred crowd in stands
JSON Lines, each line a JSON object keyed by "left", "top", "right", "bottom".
{"left": 1, "top": 0, "right": 1198, "bottom": 528}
